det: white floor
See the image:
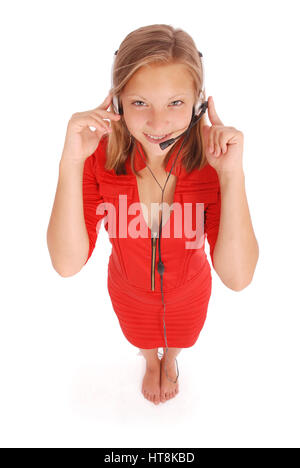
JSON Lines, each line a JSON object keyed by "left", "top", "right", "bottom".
{"left": 1, "top": 262, "right": 300, "bottom": 448}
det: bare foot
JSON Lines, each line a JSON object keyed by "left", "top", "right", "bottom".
{"left": 141, "top": 359, "right": 161, "bottom": 405}
{"left": 160, "top": 355, "right": 179, "bottom": 402}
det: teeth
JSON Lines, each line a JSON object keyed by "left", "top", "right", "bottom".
{"left": 147, "top": 134, "right": 167, "bottom": 140}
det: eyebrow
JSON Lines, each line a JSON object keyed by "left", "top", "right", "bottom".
{"left": 126, "top": 93, "right": 188, "bottom": 100}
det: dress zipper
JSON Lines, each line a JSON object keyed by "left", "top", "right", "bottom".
{"left": 151, "top": 232, "right": 158, "bottom": 291}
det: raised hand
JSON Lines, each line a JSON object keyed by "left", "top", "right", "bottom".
{"left": 202, "top": 96, "right": 244, "bottom": 177}
{"left": 61, "top": 92, "right": 121, "bottom": 163}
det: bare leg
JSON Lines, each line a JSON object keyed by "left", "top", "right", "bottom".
{"left": 160, "top": 347, "right": 182, "bottom": 402}
{"left": 162, "top": 347, "right": 182, "bottom": 363}
{"left": 139, "top": 348, "right": 160, "bottom": 368}
{"left": 139, "top": 348, "right": 161, "bottom": 405}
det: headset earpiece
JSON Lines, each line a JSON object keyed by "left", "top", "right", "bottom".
{"left": 194, "top": 95, "right": 204, "bottom": 117}
{"left": 112, "top": 94, "right": 121, "bottom": 115}
{"left": 111, "top": 50, "right": 122, "bottom": 116}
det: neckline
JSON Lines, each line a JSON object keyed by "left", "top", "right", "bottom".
{"left": 127, "top": 136, "right": 183, "bottom": 235}
{"left": 134, "top": 173, "right": 177, "bottom": 236}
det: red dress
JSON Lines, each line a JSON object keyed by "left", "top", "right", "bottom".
{"left": 82, "top": 135, "right": 221, "bottom": 349}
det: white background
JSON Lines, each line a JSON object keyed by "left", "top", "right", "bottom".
{"left": 1, "top": 0, "right": 299, "bottom": 449}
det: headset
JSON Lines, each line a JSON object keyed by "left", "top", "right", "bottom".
{"left": 110, "top": 48, "right": 208, "bottom": 384}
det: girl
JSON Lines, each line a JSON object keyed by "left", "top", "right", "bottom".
{"left": 47, "top": 24, "right": 259, "bottom": 406}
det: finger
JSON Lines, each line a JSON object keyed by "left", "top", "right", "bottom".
{"left": 89, "top": 113, "right": 112, "bottom": 132}
{"left": 208, "top": 128, "right": 215, "bottom": 154}
{"left": 220, "top": 136, "right": 227, "bottom": 154}
{"left": 208, "top": 96, "right": 224, "bottom": 126}
{"left": 87, "top": 116, "right": 110, "bottom": 133}
{"left": 94, "top": 108, "right": 121, "bottom": 121}
{"left": 214, "top": 131, "right": 224, "bottom": 157}
{"left": 97, "top": 93, "right": 113, "bottom": 110}
{"left": 214, "top": 140, "right": 221, "bottom": 157}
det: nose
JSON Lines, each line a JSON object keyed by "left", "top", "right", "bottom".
{"left": 146, "top": 109, "right": 170, "bottom": 134}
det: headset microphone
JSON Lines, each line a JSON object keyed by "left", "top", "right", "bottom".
{"left": 159, "top": 101, "right": 208, "bottom": 150}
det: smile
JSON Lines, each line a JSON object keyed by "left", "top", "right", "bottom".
{"left": 143, "top": 133, "right": 172, "bottom": 144}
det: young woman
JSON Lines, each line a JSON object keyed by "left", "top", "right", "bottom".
{"left": 47, "top": 24, "right": 259, "bottom": 406}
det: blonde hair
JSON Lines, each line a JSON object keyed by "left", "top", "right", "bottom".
{"left": 105, "top": 24, "right": 209, "bottom": 176}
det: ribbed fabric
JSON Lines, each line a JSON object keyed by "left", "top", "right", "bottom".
{"left": 107, "top": 250, "right": 212, "bottom": 349}
{"left": 82, "top": 135, "right": 221, "bottom": 349}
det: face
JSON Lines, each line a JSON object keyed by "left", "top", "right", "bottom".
{"left": 120, "top": 62, "right": 195, "bottom": 165}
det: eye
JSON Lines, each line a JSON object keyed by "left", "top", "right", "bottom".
{"left": 172, "top": 100, "right": 184, "bottom": 106}
{"left": 132, "top": 100, "right": 145, "bottom": 106}
{"left": 131, "top": 100, "right": 184, "bottom": 107}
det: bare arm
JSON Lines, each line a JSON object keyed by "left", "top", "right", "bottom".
{"left": 46, "top": 93, "right": 120, "bottom": 276}
{"left": 213, "top": 170, "right": 259, "bottom": 290}
{"left": 46, "top": 155, "right": 89, "bottom": 277}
